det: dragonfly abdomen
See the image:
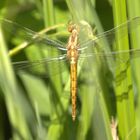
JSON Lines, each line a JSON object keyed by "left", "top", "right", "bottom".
{"left": 70, "top": 62, "right": 77, "bottom": 121}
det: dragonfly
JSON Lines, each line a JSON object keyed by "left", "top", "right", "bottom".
{"left": 1, "top": 17, "right": 140, "bottom": 121}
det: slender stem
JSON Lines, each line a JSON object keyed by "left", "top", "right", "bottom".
{"left": 8, "top": 23, "right": 65, "bottom": 57}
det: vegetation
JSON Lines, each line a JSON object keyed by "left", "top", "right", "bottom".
{"left": 0, "top": 0, "right": 140, "bottom": 139}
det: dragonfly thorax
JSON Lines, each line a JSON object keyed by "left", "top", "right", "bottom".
{"left": 66, "top": 22, "right": 79, "bottom": 62}
{"left": 67, "top": 48, "right": 78, "bottom": 62}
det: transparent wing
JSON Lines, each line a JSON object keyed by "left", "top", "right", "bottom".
{"left": 79, "top": 48, "right": 140, "bottom": 60}
{"left": 12, "top": 54, "right": 69, "bottom": 78}
{"left": 0, "top": 18, "right": 67, "bottom": 51}
{"left": 1, "top": 18, "right": 69, "bottom": 78}
{"left": 78, "top": 17, "right": 140, "bottom": 51}
{"left": 78, "top": 48, "right": 140, "bottom": 69}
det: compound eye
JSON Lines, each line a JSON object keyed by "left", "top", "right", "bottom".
{"left": 68, "top": 24, "right": 78, "bottom": 33}
{"left": 68, "top": 25, "right": 73, "bottom": 32}
{"left": 67, "top": 21, "right": 74, "bottom": 32}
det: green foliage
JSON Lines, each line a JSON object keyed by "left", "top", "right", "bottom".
{"left": 0, "top": 0, "right": 140, "bottom": 140}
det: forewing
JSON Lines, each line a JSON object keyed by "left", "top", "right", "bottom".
{"left": 0, "top": 18, "right": 67, "bottom": 51}
{"left": 79, "top": 17, "right": 140, "bottom": 52}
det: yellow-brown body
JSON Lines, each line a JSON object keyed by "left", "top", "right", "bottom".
{"left": 67, "top": 24, "right": 79, "bottom": 121}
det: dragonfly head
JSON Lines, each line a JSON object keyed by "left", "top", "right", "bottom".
{"left": 68, "top": 21, "right": 79, "bottom": 33}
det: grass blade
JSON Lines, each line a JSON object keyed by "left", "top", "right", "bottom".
{"left": 113, "top": 0, "right": 137, "bottom": 139}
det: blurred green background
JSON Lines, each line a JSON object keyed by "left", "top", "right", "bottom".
{"left": 0, "top": 0, "right": 140, "bottom": 140}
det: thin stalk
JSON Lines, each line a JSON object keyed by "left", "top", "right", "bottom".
{"left": 8, "top": 23, "right": 65, "bottom": 57}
